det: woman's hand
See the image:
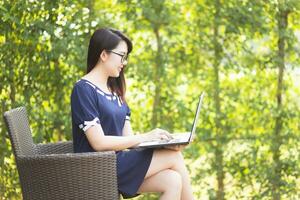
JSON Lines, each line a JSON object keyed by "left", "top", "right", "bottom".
{"left": 141, "top": 128, "right": 173, "bottom": 142}
{"left": 164, "top": 144, "right": 187, "bottom": 151}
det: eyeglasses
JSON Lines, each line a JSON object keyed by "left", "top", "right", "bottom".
{"left": 107, "top": 50, "right": 128, "bottom": 65}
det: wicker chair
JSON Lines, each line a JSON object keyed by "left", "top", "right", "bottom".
{"left": 3, "top": 106, "right": 120, "bottom": 200}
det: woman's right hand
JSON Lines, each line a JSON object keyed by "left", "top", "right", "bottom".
{"left": 141, "top": 128, "right": 173, "bottom": 143}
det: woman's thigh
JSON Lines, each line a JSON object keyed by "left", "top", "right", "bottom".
{"left": 137, "top": 169, "right": 182, "bottom": 193}
{"left": 145, "top": 149, "right": 184, "bottom": 179}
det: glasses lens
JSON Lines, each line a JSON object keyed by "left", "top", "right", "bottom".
{"left": 122, "top": 55, "right": 128, "bottom": 64}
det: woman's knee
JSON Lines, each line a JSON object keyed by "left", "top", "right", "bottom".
{"left": 162, "top": 169, "right": 182, "bottom": 192}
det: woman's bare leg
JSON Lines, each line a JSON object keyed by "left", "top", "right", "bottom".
{"left": 138, "top": 169, "right": 182, "bottom": 200}
{"left": 139, "top": 149, "right": 194, "bottom": 200}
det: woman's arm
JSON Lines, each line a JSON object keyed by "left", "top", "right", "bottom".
{"left": 85, "top": 124, "right": 173, "bottom": 151}
{"left": 85, "top": 124, "right": 143, "bottom": 151}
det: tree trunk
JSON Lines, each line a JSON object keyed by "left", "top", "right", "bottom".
{"left": 213, "top": 0, "right": 225, "bottom": 199}
{"left": 151, "top": 27, "right": 163, "bottom": 127}
{"left": 88, "top": 0, "right": 94, "bottom": 36}
{"left": 271, "top": 2, "right": 288, "bottom": 200}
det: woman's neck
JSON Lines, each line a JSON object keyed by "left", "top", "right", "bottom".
{"left": 83, "top": 64, "right": 110, "bottom": 91}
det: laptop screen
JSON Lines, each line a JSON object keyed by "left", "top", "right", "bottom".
{"left": 188, "top": 92, "right": 205, "bottom": 142}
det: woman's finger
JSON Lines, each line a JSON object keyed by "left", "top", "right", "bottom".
{"left": 161, "top": 131, "right": 173, "bottom": 139}
{"left": 160, "top": 135, "right": 169, "bottom": 140}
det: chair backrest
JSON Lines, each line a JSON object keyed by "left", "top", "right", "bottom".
{"left": 3, "top": 107, "right": 36, "bottom": 157}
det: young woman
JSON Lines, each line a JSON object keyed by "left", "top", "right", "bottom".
{"left": 71, "top": 28, "right": 194, "bottom": 200}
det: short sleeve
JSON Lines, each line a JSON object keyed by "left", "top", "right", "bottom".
{"left": 125, "top": 104, "right": 131, "bottom": 121}
{"left": 71, "top": 83, "right": 100, "bottom": 132}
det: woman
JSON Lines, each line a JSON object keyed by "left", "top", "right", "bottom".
{"left": 71, "top": 28, "right": 194, "bottom": 200}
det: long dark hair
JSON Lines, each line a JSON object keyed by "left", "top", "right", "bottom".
{"left": 87, "top": 28, "right": 133, "bottom": 101}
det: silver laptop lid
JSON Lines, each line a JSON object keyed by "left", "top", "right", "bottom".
{"left": 188, "top": 92, "right": 205, "bottom": 142}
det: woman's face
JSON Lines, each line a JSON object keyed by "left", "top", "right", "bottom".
{"left": 104, "top": 40, "right": 128, "bottom": 77}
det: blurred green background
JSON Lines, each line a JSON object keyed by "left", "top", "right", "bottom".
{"left": 1, "top": 0, "right": 300, "bottom": 199}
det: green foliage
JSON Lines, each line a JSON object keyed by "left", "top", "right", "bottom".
{"left": 1, "top": 0, "right": 300, "bottom": 199}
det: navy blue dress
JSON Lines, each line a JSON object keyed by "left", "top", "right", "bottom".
{"left": 71, "top": 79, "right": 153, "bottom": 198}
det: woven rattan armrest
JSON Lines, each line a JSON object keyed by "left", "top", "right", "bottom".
{"left": 35, "top": 141, "right": 73, "bottom": 155}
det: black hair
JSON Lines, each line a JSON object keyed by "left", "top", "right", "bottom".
{"left": 87, "top": 28, "right": 133, "bottom": 101}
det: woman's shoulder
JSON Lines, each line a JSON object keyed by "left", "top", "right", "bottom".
{"left": 72, "top": 79, "right": 97, "bottom": 96}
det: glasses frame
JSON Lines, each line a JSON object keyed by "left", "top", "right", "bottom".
{"left": 107, "top": 50, "right": 128, "bottom": 65}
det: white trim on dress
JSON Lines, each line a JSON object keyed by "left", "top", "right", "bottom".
{"left": 83, "top": 80, "right": 124, "bottom": 106}
{"left": 79, "top": 117, "right": 100, "bottom": 132}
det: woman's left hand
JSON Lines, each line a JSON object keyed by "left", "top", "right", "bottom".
{"left": 164, "top": 144, "right": 187, "bottom": 151}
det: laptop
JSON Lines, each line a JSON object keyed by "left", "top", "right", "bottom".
{"left": 134, "top": 92, "right": 205, "bottom": 149}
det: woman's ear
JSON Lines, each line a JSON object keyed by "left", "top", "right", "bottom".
{"left": 99, "top": 50, "right": 108, "bottom": 63}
